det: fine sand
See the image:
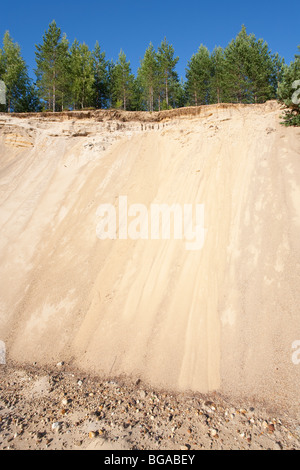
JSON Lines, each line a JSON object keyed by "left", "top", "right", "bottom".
{"left": 0, "top": 102, "right": 299, "bottom": 417}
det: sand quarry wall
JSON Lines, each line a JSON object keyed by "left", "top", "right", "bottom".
{"left": 0, "top": 102, "right": 299, "bottom": 411}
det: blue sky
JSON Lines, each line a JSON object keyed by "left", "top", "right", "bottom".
{"left": 0, "top": 0, "right": 299, "bottom": 81}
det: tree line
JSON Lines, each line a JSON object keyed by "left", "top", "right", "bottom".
{"left": 0, "top": 21, "right": 299, "bottom": 124}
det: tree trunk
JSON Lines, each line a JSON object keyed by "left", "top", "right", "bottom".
{"left": 150, "top": 85, "right": 153, "bottom": 112}
{"left": 165, "top": 72, "right": 168, "bottom": 107}
{"left": 53, "top": 81, "right": 56, "bottom": 112}
{"left": 123, "top": 87, "right": 126, "bottom": 111}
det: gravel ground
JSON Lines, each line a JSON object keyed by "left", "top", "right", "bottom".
{"left": 0, "top": 362, "right": 299, "bottom": 451}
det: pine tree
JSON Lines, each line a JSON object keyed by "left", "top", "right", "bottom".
{"left": 278, "top": 46, "right": 300, "bottom": 126}
{"left": 186, "top": 45, "right": 211, "bottom": 106}
{"left": 173, "top": 77, "right": 187, "bottom": 108}
{"left": 106, "top": 59, "right": 116, "bottom": 109}
{"left": 223, "top": 26, "right": 282, "bottom": 104}
{"left": 93, "top": 41, "right": 109, "bottom": 109}
{"left": 0, "top": 47, "right": 5, "bottom": 85}
{"left": 70, "top": 40, "right": 95, "bottom": 109}
{"left": 57, "top": 35, "right": 71, "bottom": 111}
{"left": 0, "top": 31, "right": 31, "bottom": 112}
{"left": 130, "top": 76, "right": 144, "bottom": 111}
{"left": 111, "top": 50, "right": 134, "bottom": 110}
{"left": 157, "top": 38, "right": 179, "bottom": 109}
{"left": 223, "top": 25, "right": 253, "bottom": 103}
{"left": 210, "top": 46, "right": 227, "bottom": 104}
{"left": 14, "top": 83, "right": 41, "bottom": 112}
{"left": 137, "top": 43, "right": 158, "bottom": 112}
{"left": 247, "top": 36, "right": 276, "bottom": 103}
{"left": 35, "top": 21, "right": 69, "bottom": 112}
{"left": 271, "top": 52, "right": 285, "bottom": 96}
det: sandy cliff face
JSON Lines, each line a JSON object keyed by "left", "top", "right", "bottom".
{"left": 0, "top": 102, "right": 299, "bottom": 411}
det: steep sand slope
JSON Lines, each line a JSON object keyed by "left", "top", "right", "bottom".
{"left": 0, "top": 102, "right": 299, "bottom": 412}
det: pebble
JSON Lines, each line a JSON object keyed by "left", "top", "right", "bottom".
{"left": 51, "top": 422, "right": 61, "bottom": 433}
{"left": 268, "top": 424, "right": 275, "bottom": 433}
{"left": 210, "top": 429, "right": 219, "bottom": 438}
{"left": 1, "top": 365, "right": 300, "bottom": 451}
{"left": 180, "top": 445, "right": 190, "bottom": 451}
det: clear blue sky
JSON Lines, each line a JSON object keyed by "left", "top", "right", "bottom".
{"left": 0, "top": 0, "right": 299, "bottom": 81}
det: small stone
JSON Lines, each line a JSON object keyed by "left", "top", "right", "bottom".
{"left": 268, "top": 424, "right": 275, "bottom": 433}
{"left": 89, "top": 431, "right": 98, "bottom": 439}
{"left": 51, "top": 422, "right": 61, "bottom": 433}
{"left": 180, "top": 445, "right": 190, "bottom": 451}
{"left": 273, "top": 442, "right": 283, "bottom": 450}
{"left": 210, "top": 429, "right": 219, "bottom": 438}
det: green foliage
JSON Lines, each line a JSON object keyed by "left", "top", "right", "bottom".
{"left": 137, "top": 39, "right": 181, "bottom": 110}
{"left": 137, "top": 43, "right": 159, "bottom": 111}
{"left": 92, "top": 41, "right": 109, "bottom": 109}
{"left": 70, "top": 40, "right": 95, "bottom": 109}
{"left": 186, "top": 45, "right": 211, "bottom": 106}
{"left": 0, "top": 21, "right": 295, "bottom": 114}
{"left": 278, "top": 46, "right": 300, "bottom": 126}
{"left": 0, "top": 31, "right": 35, "bottom": 112}
{"left": 35, "top": 21, "right": 70, "bottom": 111}
{"left": 157, "top": 38, "right": 179, "bottom": 109}
{"left": 220, "top": 25, "right": 282, "bottom": 104}
{"left": 173, "top": 78, "right": 187, "bottom": 109}
{"left": 13, "top": 83, "right": 41, "bottom": 112}
{"left": 210, "top": 47, "right": 227, "bottom": 104}
{"left": 111, "top": 50, "right": 135, "bottom": 110}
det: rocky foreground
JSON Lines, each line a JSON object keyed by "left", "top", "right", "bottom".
{"left": 0, "top": 363, "right": 299, "bottom": 451}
